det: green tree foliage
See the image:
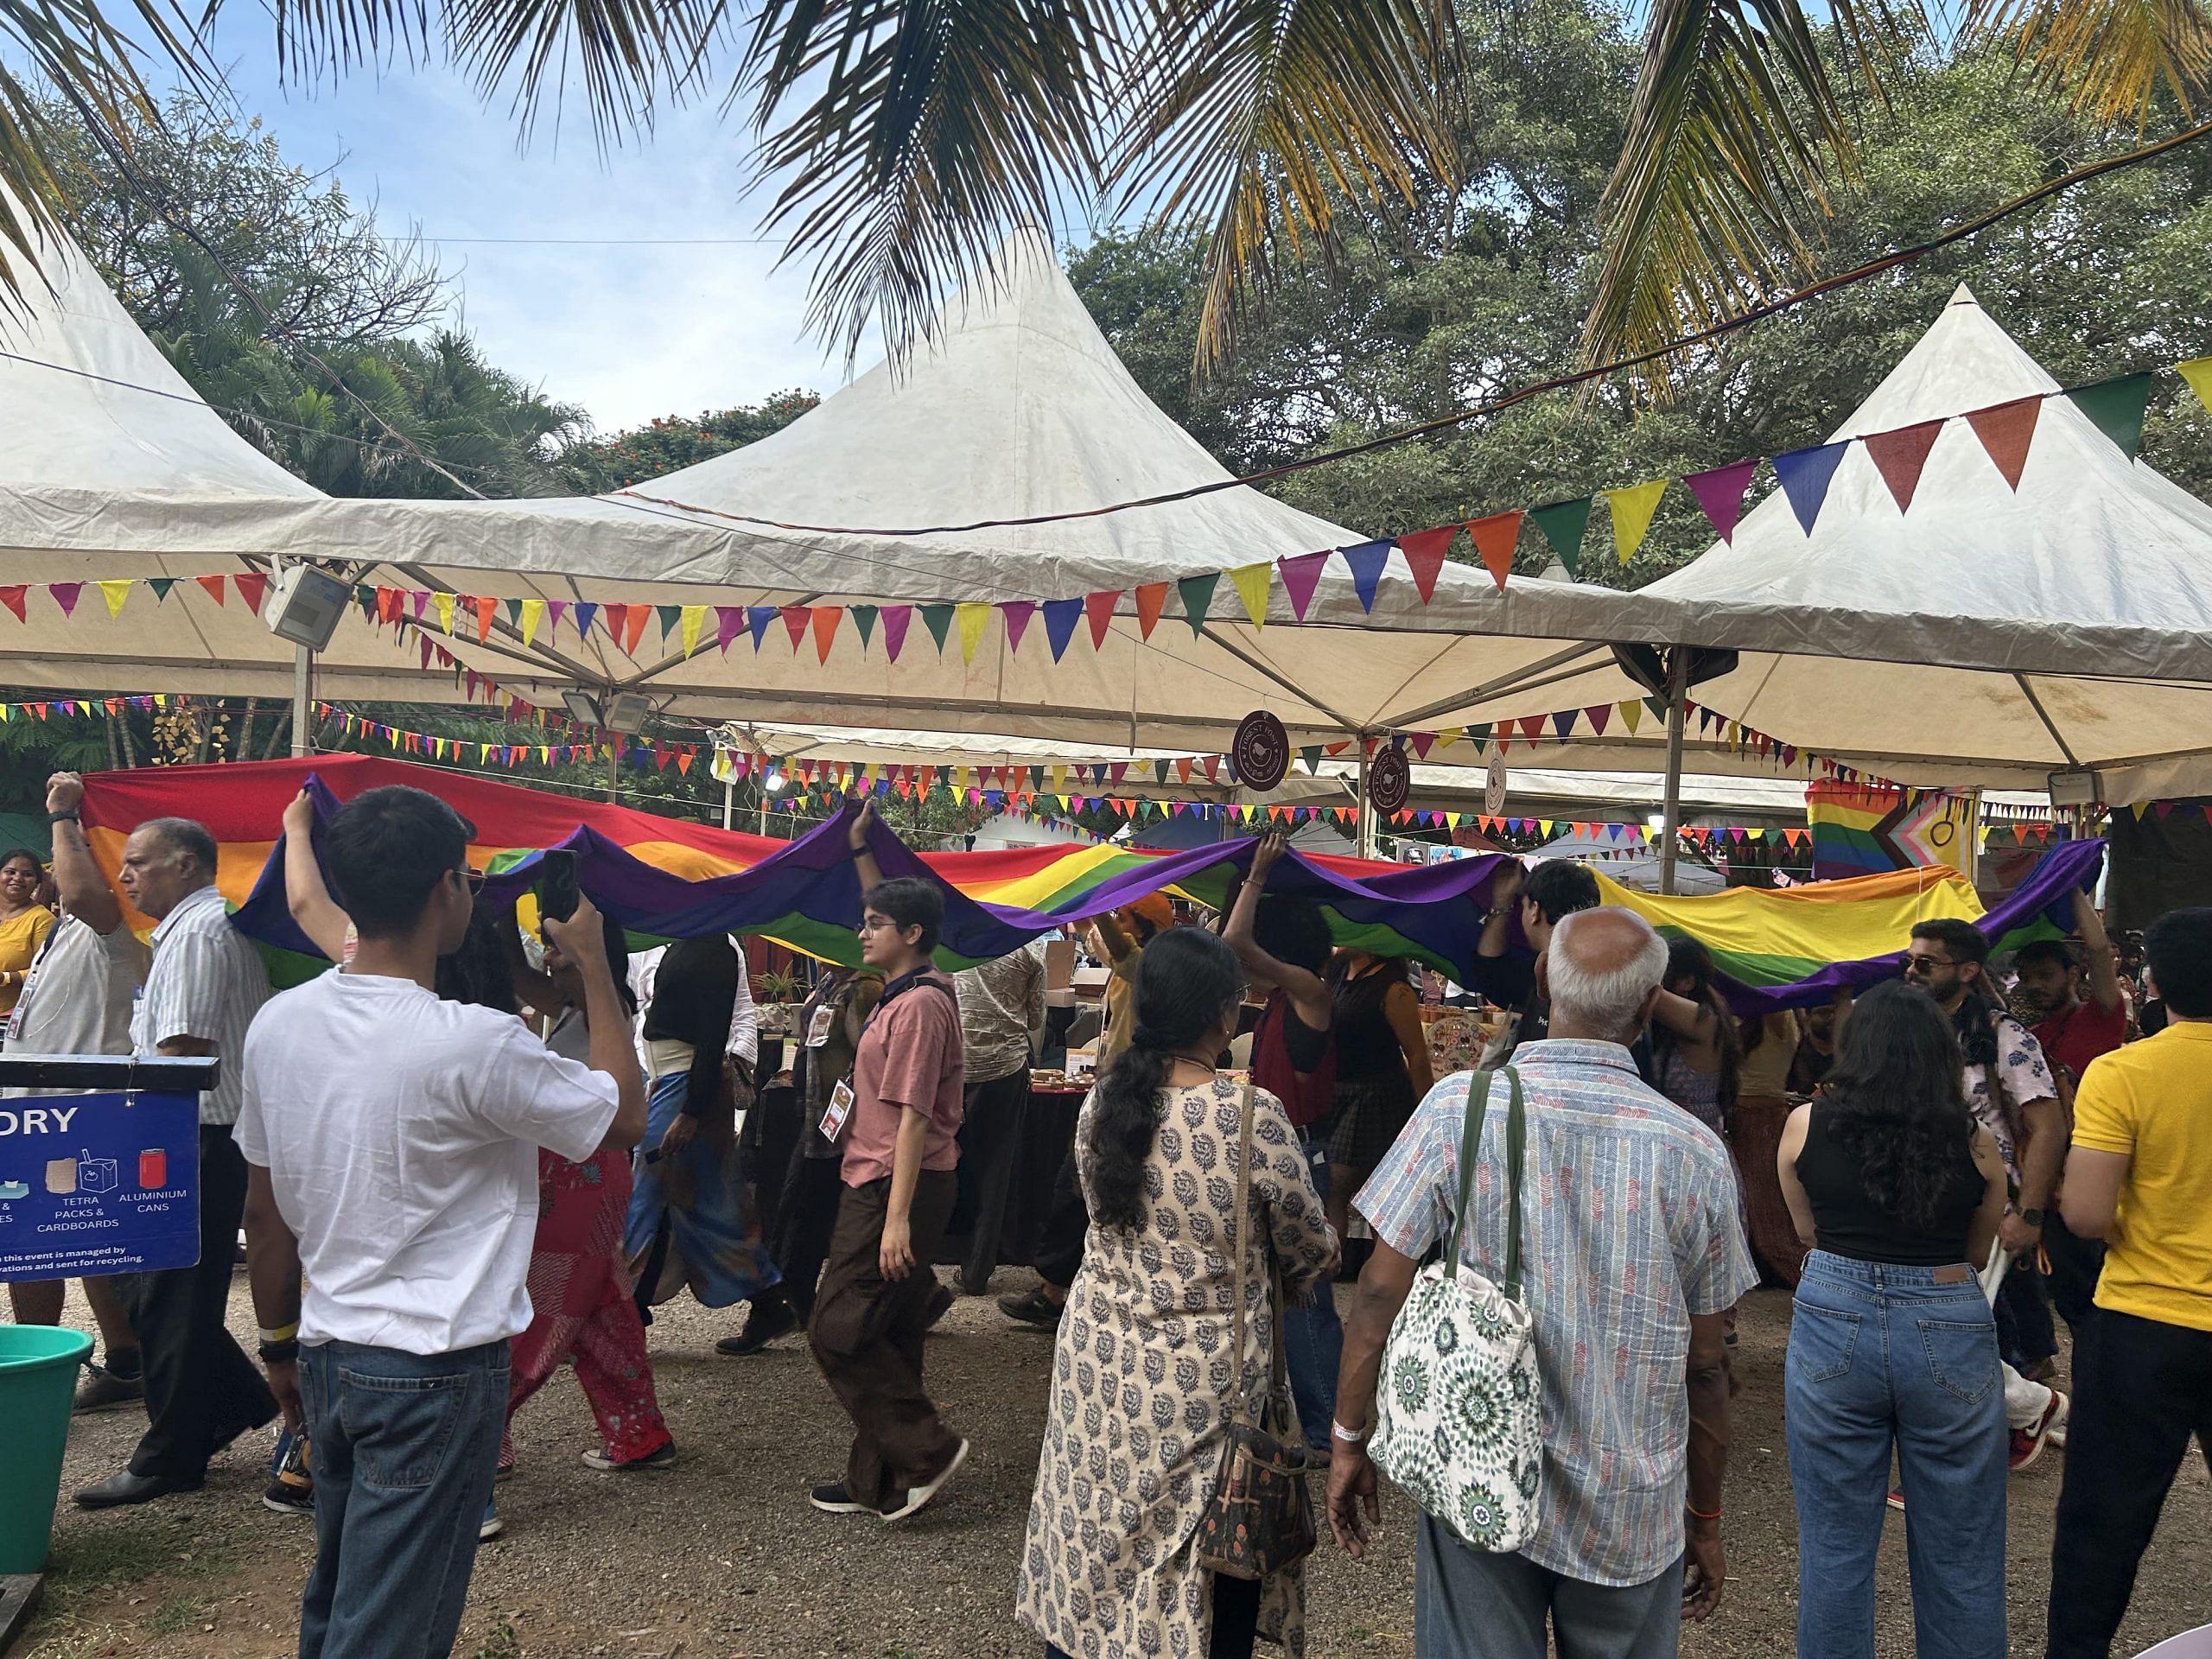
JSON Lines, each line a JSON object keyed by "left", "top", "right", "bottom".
{"left": 1070, "top": 15, "right": 2212, "bottom": 585}
{"left": 37, "top": 93, "right": 588, "bottom": 499}
{"left": 554, "top": 394, "right": 821, "bottom": 493}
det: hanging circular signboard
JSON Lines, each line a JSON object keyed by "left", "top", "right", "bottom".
{"left": 1485, "top": 752, "right": 1508, "bottom": 817}
{"left": 1232, "top": 709, "right": 1290, "bottom": 791}
{"left": 1369, "top": 745, "right": 1411, "bottom": 814}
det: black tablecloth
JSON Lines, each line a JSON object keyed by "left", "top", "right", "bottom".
{"left": 938, "top": 1084, "right": 1084, "bottom": 1287}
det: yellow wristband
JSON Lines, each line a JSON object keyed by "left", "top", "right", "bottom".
{"left": 257, "top": 1321, "right": 299, "bottom": 1345}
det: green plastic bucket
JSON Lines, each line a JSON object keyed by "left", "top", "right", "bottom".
{"left": 0, "top": 1325, "right": 93, "bottom": 1573}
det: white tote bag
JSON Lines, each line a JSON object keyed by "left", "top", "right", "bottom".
{"left": 1371, "top": 1066, "right": 1544, "bottom": 1552}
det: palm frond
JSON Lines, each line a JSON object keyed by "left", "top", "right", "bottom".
{"left": 0, "top": 0, "right": 205, "bottom": 314}
{"left": 1582, "top": 0, "right": 1911, "bottom": 383}
{"left": 739, "top": 0, "right": 1106, "bottom": 365}
{"left": 1969, "top": 0, "right": 2212, "bottom": 121}
{"left": 439, "top": 0, "right": 729, "bottom": 139}
{"left": 1107, "top": 0, "right": 1457, "bottom": 373}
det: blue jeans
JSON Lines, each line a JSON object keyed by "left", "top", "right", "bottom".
{"left": 1785, "top": 1252, "right": 2006, "bottom": 1659}
{"left": 1281, "top": 1133, "right": 1342, "bottom": 1449}
{"left": 300, "top": 1338, "right": 510, "bottom": 1659}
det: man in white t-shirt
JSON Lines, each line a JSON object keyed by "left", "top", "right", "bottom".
{"left": 236, "top": 785, "right": 645, "bottom": 1659}
{"left": 3, "top": 772, "right": 151, "bottom": 1408}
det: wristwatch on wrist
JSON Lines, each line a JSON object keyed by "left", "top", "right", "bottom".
{"left": 2020, "top": 1207, "right": 2045, "bottom": 1226}
{"left": 257, "top": 1337, "right": 300, "bottom": 1364}
{"left": 47, "top": 810, "right": 78, "bottom": 824}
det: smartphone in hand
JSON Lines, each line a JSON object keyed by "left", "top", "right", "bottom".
{"left": 534, "top": 849, "right": 580, "bottom": 926}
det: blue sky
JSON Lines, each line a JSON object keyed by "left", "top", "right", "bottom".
{"left": 173, "top": 17, "right": 872, "bottom": 433}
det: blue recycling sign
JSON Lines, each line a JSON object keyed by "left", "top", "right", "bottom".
{"left": 0, "top": 1090, "right": 202, "bottom": 1279}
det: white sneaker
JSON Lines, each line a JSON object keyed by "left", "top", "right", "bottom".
{"left": 880, "top": 1439, "right": 969, "bottom": 1523}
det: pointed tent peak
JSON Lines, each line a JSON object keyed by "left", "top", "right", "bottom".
{"left": 623, "top": 232, "right": 1363, "bottom": 579}
{"left": 1827, "top": 286, "right": 2059, "bottom": 442}
{"left": 0, "top": 185, "right": 320, "bottom": 499}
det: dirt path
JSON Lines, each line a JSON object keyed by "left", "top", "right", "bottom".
{"left": 17, "top": 1281, "right": 2212, "bottom": 1657}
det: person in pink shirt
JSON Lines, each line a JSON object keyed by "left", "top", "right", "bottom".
{"left": 807, "top": 801, "right": 970, "bottom": 1522}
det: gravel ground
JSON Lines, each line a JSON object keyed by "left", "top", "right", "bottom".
{"left": 15, "top": 1276, "right": 2212, "bottom": 1658}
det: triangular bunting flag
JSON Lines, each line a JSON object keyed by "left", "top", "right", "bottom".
{"left": 746, "top": 606, "right": 776, "bottom": 651}
{"left": 475, "top": 594, "right": 498, "bottom": 642}
{"left": 1604, "top": 480, "right": 1668, "bottom": 564}
{"left": 2177, "top": 358, "right": 2212, "bottom": 415}
{"left": 851, "top": 604, "right": 879, "bottom": 651}
{"left": 234, "top": 572, "right": 269, "bottom": 614}
{"left": 622, "top": 605, "right": 649, "bottom": 653}
{"left": 1133, "top": 582, "right": 1169, "bottom": 640}
{"left": 999, "top": 600, "right": 1036, "bottom": 655}
{"left": 1770, "top": 442, "right": 1848, "bottom": 535}
{"left": 1465, "top": 510, "right": 1524, "bottom": 590}
{"left": 1083, "top": 590, "right": 1119, "bottom": 648}
{"left": 49, "top": 582, "right": 81, "bottom": 618}
{"left": 1864, "top": 419, "right": 1945, "bottom": 512}
{"left": 1395, "top": 526, "right": 1456, "bottom": 602}
{"left": 679, "top": 604, "right": 708, "bottom": 658}
{"left": 2066, "top": 373, "right": 2153, "bottom": 461}
{"left": 196, "top": 574, "right": 226, "bottom": 606}
{"left": 780, "top": 606, "right": 810, "bottom": 652}
{"left": 97, "top": 579, "right": 131, "bottom": 620}
{"left": 1177, "top": 573, "right": 1218, "bottom": 638}
{"left": 654, "top": 602, "right": 683, "bottom": 640}
{"left": 921, "top": 604, "right": 956, "bottom": 654}
{"left": 1964, "top": 396, "right": 2042, "bottom": 490}
{"left": 146, "top": 576, "right": 177, "bottom": 603}
{"left": 810, "top": 606, "right": 842, "bottom": 664}
{"left": 520, "top": 598, "right": 546, "bottom": 645}
{"left": 1041, "top": 597, "right": 1083, "bottom": 661}
{"left": 1229, "top": 563, "right": 1272, "bottom": 627}
{"left": 957, "top": 602, "right": 992, "bottom": 663}
{"left": 573, "top": 601, "right": 599, "bottom": 642}
{"left": 1277, "top": 550, "right": 1330, "bottom": 621}
{"left": 1529, "top": 498, "right": 1592, "bottom": 577}
{"left": 1684, "top": 459, "right": 1758, "bottom": 542}
{"left": 1339, "top": 539, "right": 1393, "bottom": 612}
{"left": 881, "top": 606, "right": 912, "bottom": 663}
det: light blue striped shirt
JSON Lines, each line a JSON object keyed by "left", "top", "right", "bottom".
{"left": 1356, "top": 1039, "right": 1757, "bottom": 1586}
{"left": 132, "top": 885, "right": 270, "bottom": 1127}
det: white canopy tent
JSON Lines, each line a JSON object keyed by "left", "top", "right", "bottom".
{"left": 0, "top": 224, "right": 1671, "bottom": 754}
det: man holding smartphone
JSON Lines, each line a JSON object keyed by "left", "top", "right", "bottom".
{"left": 236, "top": 785, "right": 645, "bottom": 1658}
{"left": 807, "top": 800, "right": 970, "bottom": 1522}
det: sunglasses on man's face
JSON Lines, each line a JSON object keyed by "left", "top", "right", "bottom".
{"left": 1900, "top": 952, "right": 1956, "bottom": 974}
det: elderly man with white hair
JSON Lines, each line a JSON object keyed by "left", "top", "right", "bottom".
{"left": 1325, "top": 907, "right": 1758, "bottom": 1659}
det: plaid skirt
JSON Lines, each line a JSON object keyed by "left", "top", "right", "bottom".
{"left": 1325, "top": 1070, "right": 1420, "bottom": 1177}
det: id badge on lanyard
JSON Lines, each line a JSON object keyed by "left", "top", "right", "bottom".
{"left": 819, "top": 1077, "right": 856, "bottom": 1143}
{"left": 806, "top": 1001, "right": 836, "bottom": 1048}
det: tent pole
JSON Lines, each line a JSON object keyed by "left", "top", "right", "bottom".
{"left": 1355, "top": 741, "right": 1375, "bottom": 859}
{"left": 722, "top": 773, "right": 734, "bottom": 832}
{"left": 289, "top": 644, "right": 312, "bottom": 760}
{"left": 607, "top": 743, "right": 619, "bottom": 804}
{"left": 1660, "top": 650, "right": 1689, "bottom": 896}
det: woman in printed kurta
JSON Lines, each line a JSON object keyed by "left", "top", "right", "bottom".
{"left": 1018, "top": 928, "right": 1337, "bottom": 1659}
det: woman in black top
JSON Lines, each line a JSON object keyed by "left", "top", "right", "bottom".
{"left": 1774, "top": 981, "right": 2009, "bottom": 1659}
{"left": 1324, "top": 951, "right": 1433, "bottom": 1243}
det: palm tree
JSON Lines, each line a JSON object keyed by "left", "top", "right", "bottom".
{"left": 3, "top": 0, "right": 2206, "bottom": 389}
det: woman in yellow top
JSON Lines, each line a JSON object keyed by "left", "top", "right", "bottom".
{"left": 0, "top": 848, "right": 55, "bottom": 1018}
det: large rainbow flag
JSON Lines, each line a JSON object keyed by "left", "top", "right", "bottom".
{"left": 79, "top": 755, "right": 2101, "bottom": 1009}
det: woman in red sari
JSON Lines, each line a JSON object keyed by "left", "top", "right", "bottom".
{"left": 504, "top": 910, "right": 675, "bottom": 1476}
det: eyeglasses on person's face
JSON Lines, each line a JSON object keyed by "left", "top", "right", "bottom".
{"left": 1900, "top": 950, "right": 1955, "bottom": 975}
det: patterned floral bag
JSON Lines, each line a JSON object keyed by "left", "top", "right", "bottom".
{"left": 1371, "top": 1066, "right": 1543, "bottom": 1552}
{"left": 1195, "top": 1085, "right": 1319, "bottom": 1581}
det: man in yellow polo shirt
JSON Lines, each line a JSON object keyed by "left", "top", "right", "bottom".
{"left": 2048, "top": 906, "right": 2212, "bottom": 1659}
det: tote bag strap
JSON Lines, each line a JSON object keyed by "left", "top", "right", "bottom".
{"left": 1226, "top": 1082, "right": 1259, "bottom": 1430}
{"left": 1441, "top": 1067, "right": 1529, "bottom": 1300}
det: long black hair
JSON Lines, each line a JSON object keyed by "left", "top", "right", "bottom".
{"left": 1653, "top": 933, "right": 1741, "bottom": 1109}
{"left": 435, "top": 906, "right": 524, "bottom": 1016}
{"left": 1087, "top": 926, "right": 1243, "bottom": 1231}
{"left": 1819, "top": 980, "right": 1979, "bottom": 1230}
